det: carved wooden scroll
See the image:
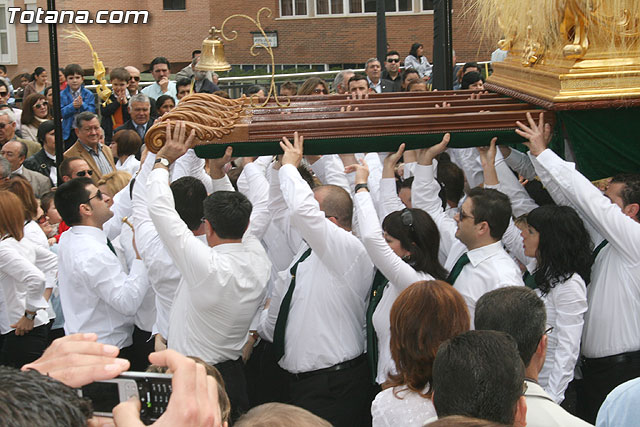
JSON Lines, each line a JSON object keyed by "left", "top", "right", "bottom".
{"left": 144, "top": 91, "right": 552, "bottom": 158}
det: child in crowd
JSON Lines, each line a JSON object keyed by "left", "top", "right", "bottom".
{"left": 60, "top": 64, "right": 95, "bottom": 149}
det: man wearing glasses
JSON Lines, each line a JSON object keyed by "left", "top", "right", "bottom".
{"left": 0, "top": 108, "right": 40, "bottom": 157}
{"left": 0, "top": 139, "right": 51, "bottom": 198}
{"left": 382, "top": 51, "right": 403, "bottom": 92}
{"left": 124, "top": 66, "right": 141, "bottom": 97}
{"left": 63, "top": 111, "right": 115, "bottom": 184}
{"left": 54, "top": 177, "right": 150, "bottom": 362}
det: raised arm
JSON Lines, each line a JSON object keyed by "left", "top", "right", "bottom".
{"left": 378, "top": 144, "right": 408, "bottom": 220}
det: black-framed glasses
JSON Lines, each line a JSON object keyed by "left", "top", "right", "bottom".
{"left": 387, "top": 58, "right": 400, "bottom": 63}
{"left": 523, "top": 381, "right": 528, "bottom": 396}
{"left": 129, "top": 76, "right": 140, "bottom": 81}
{"left": 76, "top": 170, "right": 93, "bottom": 177}
{"left": 34, "top": 102, "right": 48, "bottom": 108}
{"left": 84, "top": 189, "right": 103, "bottom": 204}
{"left": 459, "top": 209, "right": 474, "bottom": 221}
{"left": 0, "top": 91, "right": 8, "bottom": 96}
{"left": 313, "top": 88, "right": 328, "bottom": 94}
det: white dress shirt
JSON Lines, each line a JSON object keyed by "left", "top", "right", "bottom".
{"left": 141, "top": 80, "right": 177, "bottom": 103}
{"left": 533, "top": 149, "right": 640, "bottom": 358}
{"left": 371, "top": 385, "right": 436, "bottom": 427}
{"left": 147, "top": 167, "right": 271, "bottom": 365}
{"left": 355, "top": 190, "right": 433, "bottom": 383}
{"left": 269, "top": 164, "right": 375, "bottom": 373}
{"left": 0, "top": 237, "right": 55, "bottom": 334}
{"left": 57, "top": 226, "right": 150, "bottom": 348}
{"left": 24, "top": 220, "right": 49, "bottom": 250}
{"left": 116, "top": 155, "right": 140, "bottom": 177}
{"left": 412, "top": 163, "right": 524, "bottom": 323}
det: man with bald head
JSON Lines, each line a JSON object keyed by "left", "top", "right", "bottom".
{"left": 0, "top": 139, "right": 51, "bottom": 197}
{"left": 266, "top": 132, "right": 374, "bottom": 426}
{"left": 125, "top": 66, "right": 141, "bottom": 97}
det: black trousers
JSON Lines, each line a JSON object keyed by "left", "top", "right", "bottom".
{"left": 245, "top": 340, "right": 290, "bottom": 408}
{"left": 577, "top": 351, "right": 640, "bottom": 424}
{"left": 0, "top": 323, "right": 49, "bottom": 368}
{"left": 288, "top": 355, "right": 371, "bottom": 427}
{"left": 128, "top": 326, "right": 154, "bottom": 372}
{"left": 216, "top": 357, "right": 249, "bottom": 423}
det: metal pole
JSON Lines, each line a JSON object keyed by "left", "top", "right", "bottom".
{"left": 47, "top": 0, "right": 63, "bottom": 185}
{"left": 432, "top": 0, "right": 453, "bottom": 90}
{"left": 375, "top": 0, "right": 387, "bottom": 62}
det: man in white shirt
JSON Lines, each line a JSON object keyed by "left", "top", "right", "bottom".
{"left": 476, "top": 286, "right": 593, "bottom": 427}
{"left": 412, "top": 135, "right": 524, "bottom": 322}
{"left": 54, "top": 177, "right": 150, "bottom": 362}
{"left": 147, "top": 122, "right": 271, "bottom": 420}
{"left": 141, "top": 56, "right": 177, "bottom": 103}
{"left": 515, "top": 112, "right": 640, "bottom": 423}
{"left": 269, "top": 133, "right": 374, "bottom": 427}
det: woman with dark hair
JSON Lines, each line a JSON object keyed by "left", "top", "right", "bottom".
{"left": 44, "top": 86, "right": 54, "bottom": 107}
{"left": 404, "top": 42, "right": 432, "bottom": 79}
{"left": 21, "top": 94, "right": 51, "bottom": 142}
{"left": 461, "top": 71, "right": 485, "bottom": 90}
{"left": 372, "top": 280, "right": 470, "bottom": 425}
{"left": 155, "top": 94, "right": 175, "bottom": 116}
{"left": 479, "top": 140, "right": 591, "bottom": 404}
{"left": 0, "top": 190, "right": 57, "bottom": 368}
{"left": 348, "top": 148, "right": 448, "bottom": 386}
{"left": 297, "top": 77, "right": 329, "bottom": 95}
{"left": 23, "top": 67, "right": 48, "bottom": 99}
{"left": 112, "top": 129, "right": 142, "bottom": 176}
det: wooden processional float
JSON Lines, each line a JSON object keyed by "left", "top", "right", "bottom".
{"left": 144, "top": 90, "right": 550, "bottom": 158}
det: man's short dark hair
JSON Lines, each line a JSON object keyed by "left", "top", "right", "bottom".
{"left": 467, "top": 187, "right": 512, "bottom": 240}
{"left": 348, "top": 73, "right": 368, "bottom": 87}
{"left": 176, "top": 78, "right": 192, "bottom": 90}
{"left": 610, "top": 173, "right": 640, "bottom": 220}
{"left": 0, "top": 79, "right": 8, "bottom": 91}
{"left": 171, "top": 176, "right": 207, "bottom": 231}
{"left": 59, "top": 156, "right": 83, "bottom": 179}
{"left": 385, "top": 50, "right": 400, "bottom": 60}
{"left": 280, "top": 81, "right": 298, "bottom": 94}
{"left": 0, "top": 366, "right": 93, "bottom": 427}
{"left": 463, "top": 62, "right": 479, "bottom": 73}
{"left": 203, "top": 191, "right": 252, "bottom": 239}
{"left": 0, "top": 64, "right": 7, "bottom": 74}
{"left": 72, "top": 111, "right": 98, "bottom": 130}
{"left": 475, "top": 286, "right": 547, "bottom": 366}
{"left": 55, "top": 177, "right": 93, "bottom": 226}
{"left": 150, "top": 56, "right": 171, "bottom": 71}
{"left": 432, "top": 330, "right": 525, "bottom": 425}
{"left": 64, "top": 63, "right": 84, "bottom": 78}
{"left": 191, "top": 49, "right": 201, "bottom": 59}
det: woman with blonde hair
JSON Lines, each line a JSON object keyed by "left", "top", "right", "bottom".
{"left": 0, "top": 190, "right": 57, "bottom": 368}
{"left": 97, "top": 170, "right": 132, "bottom": 207}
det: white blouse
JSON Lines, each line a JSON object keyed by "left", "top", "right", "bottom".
{"left": 371, "top": 385, "right": 436, "bottom": 427}
{"left": 0, "top": 237, "right": 56, "bottom": 334}
{"left": 355, "top": 190, "right": 433, "bottom": 384}
{"left": 537, "top": 273, "right": 587, "bottom": 403}
{"left": 116, "top": 155, "right": 140, "bottom": 177}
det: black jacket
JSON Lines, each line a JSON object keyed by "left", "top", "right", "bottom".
{"left": 24, "top": 148, "right": 55, "bottom": 183}
{"left": 100, "top": 93, "right": 132, "bottom": 143}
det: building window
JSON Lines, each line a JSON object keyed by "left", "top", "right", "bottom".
{"left": 0, "top": 1, "right": 17, "bottom": 64}
{"left": 422, "top": 0, "right": 434, "bottom": 11}
{"left": 163, "top": 0, "right": 185, "bottom": 10}
{"left": 25, "top": 2, "right": 38, "bottom": 42}
{"left": 316, "top": 0, "right": 344, "bottom": 15}
{"left": 280, "top": 0, "right": 307, "bottom": 16}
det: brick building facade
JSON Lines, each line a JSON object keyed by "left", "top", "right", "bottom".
{"left": 2, "top": 0, "right": 495, "bottom": 78}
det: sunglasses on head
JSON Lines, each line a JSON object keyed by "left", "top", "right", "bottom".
{"left": 76, "top": 169, "right": 94, "bottom": 177}
{"left": 387, "top": 58, "right": 400, "bottom": 63}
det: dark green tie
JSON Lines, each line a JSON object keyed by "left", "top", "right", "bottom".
{"left": 366, "top": 269, "right": 389, "bottom": 383}
{"left": 447, "top": 253, "right": 470, "bottom": 285}
{"left": 272, "top": 247, "right": 313, "bottom": 362}
{"left": 593, "top": 239, "right": 609, "bottom": 260}
{"left": 523, "top": 271, "right": 538, "bottom": 290}
{"left": 106, "top": 238, "right": 117, "bottom": 256}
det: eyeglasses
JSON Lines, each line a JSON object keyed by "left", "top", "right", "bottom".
{"left": 36, "top": 214, "right": 48, "bottom": 225}
{"left": 129, "top": 76, "right": 140, "bottom": 81}
{"left": 76, "top": 169, "right": 94, "bottom": 177}
{"left": 84, "top": 189, "right": 103, "bottom": 204}
{"left": 34, "top": 102, "right": 48, "bottom": 108}
{"left": 545, "top": 325, "right": 554, "bottom": 335}
{"left": 387, "top": 58, "right": 400, "bottom": 63}
{"left": 313, "top": 88, "right": 328, "bottom": 94}
{"left": 0, "top": 122, "right": 12, "bottom": 129}
{"left": 459, "top": 209, "right": 475, "bottom": 221}
{"left": 0, "top": 91, "right": 7, "bottom": 96}
{"left": 401, "top": 209, "right": 415, "bottom": 232}
{"left": 522, "top": 381, "right": 528, "bottom": 396}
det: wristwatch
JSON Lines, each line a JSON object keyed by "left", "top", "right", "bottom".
{"left": 354, "top": 183, "right": 369, "bottom": 192}
{"left": 24, "top": 311, "right": 36, "bottom": 320}
{"left": 155, "top": 157, "right": 170, "bottom": 167}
